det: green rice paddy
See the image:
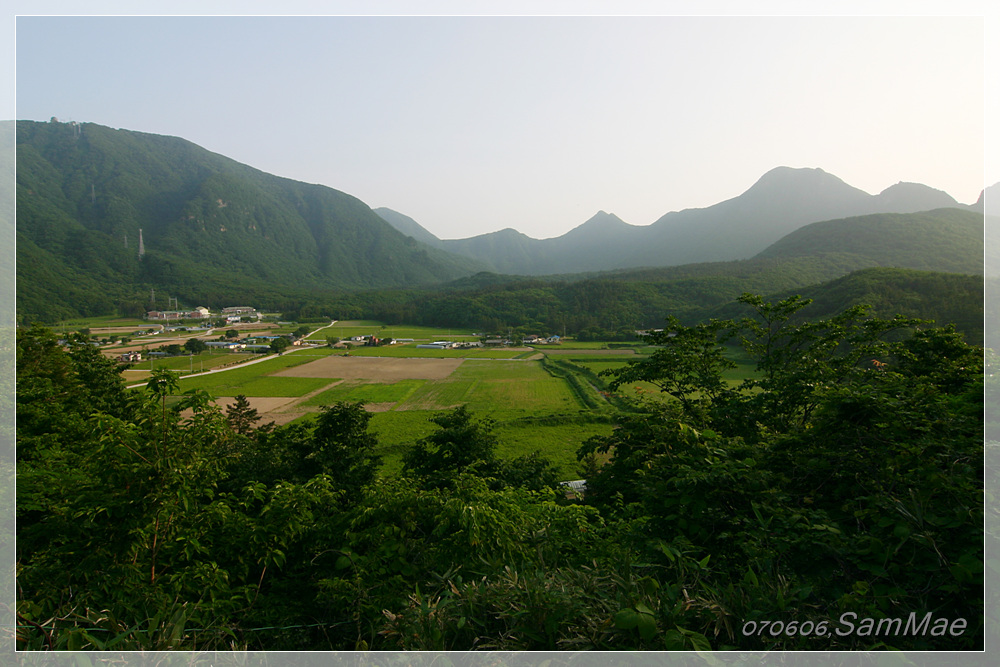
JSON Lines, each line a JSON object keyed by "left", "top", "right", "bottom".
{"left": 114, "top": 319, "right": 671, "bottom": 479}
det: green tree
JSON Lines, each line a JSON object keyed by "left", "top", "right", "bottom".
{"left": 402, "top": 406, "right": 498, "bottom": 485}
{"left": 304, "top": 402, "right": 381, "bottom": 495}
{"left": 225, "top": 394, "right": 271, "bottom": 436}
{"left": 584, "top": 296, "right": 983, "bottom": 649}
{"left": 184, "top": 337, "right": 207, "bottom": 354}
{"left": 603, "top": 316, "right": 734, "bottom": 424}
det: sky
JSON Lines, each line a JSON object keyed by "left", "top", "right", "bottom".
{"left": 6, "top": 2, "right": 997, "bottom": 240}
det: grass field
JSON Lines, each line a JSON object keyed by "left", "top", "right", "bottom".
{"left": 569, "top": 348, "right": 759, "bottom": 398}
{"left": 176, "top": 351, "right": 335, "bottom": 396}
{"left": 342, "top": 344, "right": 529, "bottom": 359}
{"left": 391, "top": 360, "right": 585, "bottom": 415}
{"left": 314, "top": 321, "right": 482, "bottom": 342}
{"left": 366, "top": 410, "right": 615, "bottom": 479}
{"left": 300, "top": 379, "right": 425, "bottom": 407}
{"left": 113, "top": 321, "right": 664, "bottom": 480}
{"left": 53, "top": 315, "right": 150, "bottom": 330}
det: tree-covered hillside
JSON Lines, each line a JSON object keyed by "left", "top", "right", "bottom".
{"left": 279, "top": 267, "right": 982, "bottom": 347}
{"left": 16, "top": 120, "right": 485, "bottom": 322}
{"left": 756, "top": 208, "right": 983, "bottom": 274}
{"left": 16, "top": 120, "right": 983, "bottom": 335}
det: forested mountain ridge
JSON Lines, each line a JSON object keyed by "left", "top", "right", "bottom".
{"left": 15, "top": 119, "right": 986, "bottom": 329}
{"left": 359, "top": 207, "right": 982, "bottom": 337}
{"left": 16, "top": 119, "right": 486, "bottom": 321}
{"left": 377, "top": 167, "right": 987, "bottom": 275}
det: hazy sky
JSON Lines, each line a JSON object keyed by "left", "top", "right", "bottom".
{"left": 9, "top": 3, "right": 995, "bottom": 240}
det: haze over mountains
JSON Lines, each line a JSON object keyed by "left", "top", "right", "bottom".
{"left": 11, "top": 119, "right": 989, "bottom": 324}
{"left": 375, "top": 167, "right": 989, "bottom": 275}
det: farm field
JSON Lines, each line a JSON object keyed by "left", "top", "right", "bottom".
{"left": 368, "top": 410, "right": 614, "bottom": 478}
{"left": 176, "top": 349, "right": 338, "bottom": 397}
{"left": 567, "top": 347, "right": 759, "bottom": 398}
{"left": 144, "top": 328, "right": 623, "bottom": 479}
{"left": 344, "top": 344, "right": 534, "bottom": 359}
{"left": 123, "top": 351, "right": 257, "bottom": 379}
{"left": 313, "top": 321, "right": 482, "bottom": 342}
{"left": 50, "top": 315, "right": 150, "bottom": 330}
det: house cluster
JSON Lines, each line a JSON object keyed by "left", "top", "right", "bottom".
{"left": 415, "top": 340, "right": 480, "bottom": 350}
{"left": 146, "top": 306, "right": 211, "bottom": 321}
{"left": 205, "top": 340, "right": 248, "bottom": 351}
{"left": 145, "top": 306, "right": 260, "bottom": 323}
{"left": 523, "top": 335, "right": 562, "bottom": 345}
{"left": 118, "top": 351, "right": 142, "bottom": 363}
{"left": 340, "top": 335, "right": 395, "bottom": 347}
{"left": 206, "top": 332, "right": 309, "bottom": 352}
{"left": 222, "top": 307, "right": 260, "bottom": 323}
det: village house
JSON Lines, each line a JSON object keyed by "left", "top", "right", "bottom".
{"left": 146, "top": 306, "right": 211, "bottom": 321}
{"left": 222, "top": 306, "right": 259, "bottom": 320}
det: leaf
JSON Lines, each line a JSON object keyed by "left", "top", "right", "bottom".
{"left": 66, "top": 630, "right": 84, "bottom": 651}
{"left": 614, "top": 609, "right": 640, "bottom": 630}
{"left": 636, "top": 612, "right": 657, "bottom": 641}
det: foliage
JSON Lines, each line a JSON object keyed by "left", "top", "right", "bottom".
{"left": 225, "top": 394, "right": 272, "bottom": 436}
{"left": 402, "top": 406, "right": 499, "bottom": 485}
{"left": 583, "top": 295, "right": 983, "bottom": 649}
{"left": 16, "top": 289, "right": 984, "bottom": 650}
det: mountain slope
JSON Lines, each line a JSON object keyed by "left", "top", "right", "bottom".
{"left": 372, "top": 207, "right": 444, "bottom": 247}
{"left": 754, "top": 208, "right": 983, "bottom": 274}
{"left": 380, "top": 167, "right": 982, "bottom": 276}
{"left": 719, "top": 267, "right": 984, "bottom": 345}
{"left": 16, "top": 120, "right": 485, "bottom": 321}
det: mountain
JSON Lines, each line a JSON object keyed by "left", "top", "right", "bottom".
{"left": 754, "top": 208, "right": 983, "bottom": 274}
{"left": 0, "top": 121, "right": 13, "bottom": 325}
{"left": 429, "top": 205, "right": 982, "bottom": 332}
{"left": 371, "top": 207, "right": 443, "bottom": 247}
{"left": 381, "top": 167, "right": 985, "bottom": 276}
{"left": 871, "top": 181, "right": 962, "bottom": 212}
{"left": 431, "top": 212, "right": 636, "bottom": 275}
{"left": 16, "top": 120, "right": 486, "bottom": 322}
{"left": 16, "top": 119, "right": 986, "bottom": 327}
{"left": 708, "top": 267, "right": 984, "bottom": 345}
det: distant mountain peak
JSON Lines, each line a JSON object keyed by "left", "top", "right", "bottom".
{"left": 579, "top": 210, "right": 627, "bottom": 227}
{"left": 873, "top": 181, "right": 959, "bottom": 212}
{"left": 558, "top": 211, "right": 633, "bottom": 244}
{"left": 747, "top": 166, "right": 846, "bottom": 191}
